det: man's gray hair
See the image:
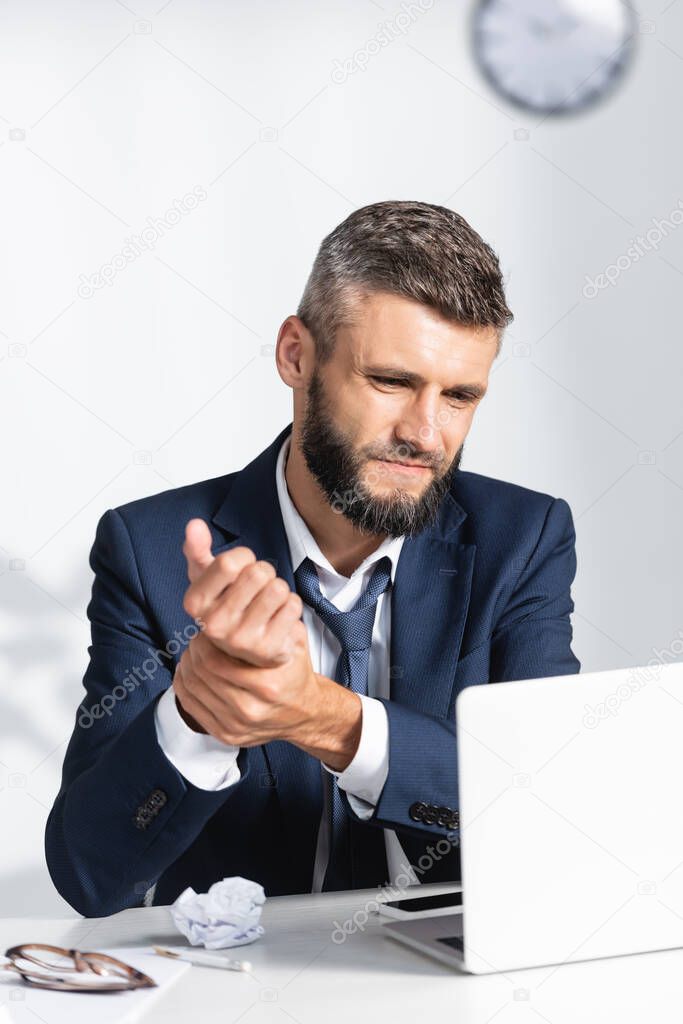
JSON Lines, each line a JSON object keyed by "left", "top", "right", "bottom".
{"left": 296, "top": 200, "right": 513, "bottom": 363}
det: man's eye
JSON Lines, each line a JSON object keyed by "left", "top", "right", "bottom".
{"left": 372, "top": 376, "right": 474, "bottom": 404}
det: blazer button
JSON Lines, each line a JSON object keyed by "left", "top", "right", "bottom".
{"left": 133, "top": 788, "right": 168, "bottom": 830}
{"left": 436, "top": 805, "right": 452, "bottom": 826}
{"left": 423, "top": 807, "right": 438, "bottom": 825}
{"left": 146, "top": 788, "right": 167, "bottom": 810}
{"left": 409, "top": 801, "right": 427, "bottom": 822}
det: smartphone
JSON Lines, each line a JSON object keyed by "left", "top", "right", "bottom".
{"left": 378, "top": 889, "right": 463, "bottom": 920}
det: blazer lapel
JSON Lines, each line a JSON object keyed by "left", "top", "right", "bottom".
{"left": 210, "top": 422, "right": 297, "bottom": 587}
{"left": 390, "top": 492, "right": 475, "bottom": 720}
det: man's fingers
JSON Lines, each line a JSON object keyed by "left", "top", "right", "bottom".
{"left": 173, "top": 659, "right": 220, "bottom": 736}
{"left": 183, "top": 519, "right": 215, "bottom": 585}
{"left": 183, "top": 545, "right": 257, "bottom": 619}
{"left": 262, "top": 596, "right": 306, "bottom": 664}
{"left": 202, "top": 570, "right": 292, "bottom": 654}
{"left": 175, "top": 651, "right": 263, "bottom": 744}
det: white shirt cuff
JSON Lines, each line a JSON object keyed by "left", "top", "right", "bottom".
{"left": 154, "top": 685, "right": 241, "bottom": 791}
{"left": 321, "top": 695, "right": 389, "bottom": 819}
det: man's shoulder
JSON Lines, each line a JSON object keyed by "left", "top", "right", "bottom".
{"left": 451, "top": 467, "right": 559, "bottom": 506}
{"left": 450, "top": 469, "right": 573, "bottom": 538}
{"left": 111, "top": 471, "right": 237, "bottom": 534}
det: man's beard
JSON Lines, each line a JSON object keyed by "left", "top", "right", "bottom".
{"left": 299, "top": 367, "right": 463, "bottom": 538}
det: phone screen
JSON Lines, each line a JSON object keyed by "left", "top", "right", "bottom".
{"left": 385, "top": 892, "right": 463, "bottom": 913}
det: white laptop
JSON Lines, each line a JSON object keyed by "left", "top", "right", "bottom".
{"left": 383, "top": 660, "right": 683, "bottom": 973}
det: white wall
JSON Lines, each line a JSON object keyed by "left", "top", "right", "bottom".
{"left": 1, "top": 0, "right": 682, "bottom": 916}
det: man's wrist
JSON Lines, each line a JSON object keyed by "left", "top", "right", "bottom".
{"left": 287, "top": 674, "right": 362, "bottom": 771}
{"left": 174, "top": 692, "right": 207, "bottom": 734}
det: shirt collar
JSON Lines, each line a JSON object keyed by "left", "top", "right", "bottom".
{"left": 275, "top": 435, "right": 405, "bottom": 584}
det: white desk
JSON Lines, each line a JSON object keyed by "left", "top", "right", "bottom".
{"left": 2, "top": 882, "right": 683, "bottom": 1022}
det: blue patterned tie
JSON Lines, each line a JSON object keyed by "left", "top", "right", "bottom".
{"left": 294, "top": 554, "right": 393, "bottom": 891}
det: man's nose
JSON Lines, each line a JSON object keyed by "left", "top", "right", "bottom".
{"left": 394, "top": 391, "right": 447, "bottom": 456}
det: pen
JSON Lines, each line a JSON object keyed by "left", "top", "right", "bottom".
{"left": 152, "top": 946, "right": 252, "bottom": 972}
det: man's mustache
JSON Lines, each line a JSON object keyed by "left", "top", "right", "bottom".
{"left": 365, "top": 449, "right": 446, "bottom": 471}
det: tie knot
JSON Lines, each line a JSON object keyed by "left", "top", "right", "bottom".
{"left": 294, "top": 555, "right": 392, "bottom": 652}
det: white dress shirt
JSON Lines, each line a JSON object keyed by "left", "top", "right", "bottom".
{"left": 154, "top": 435, "right": 421, "bottom": 888}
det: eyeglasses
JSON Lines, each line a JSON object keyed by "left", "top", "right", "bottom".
{"left": 1, "top": 943, "right": 157, "bottom": 992}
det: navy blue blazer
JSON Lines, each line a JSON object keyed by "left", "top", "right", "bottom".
{"left": 45, "top": 422, "right": 580, "bottom": 917}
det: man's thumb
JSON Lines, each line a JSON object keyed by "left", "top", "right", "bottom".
{"left": 183, "top": 518, "right": 215, "bottom": 583}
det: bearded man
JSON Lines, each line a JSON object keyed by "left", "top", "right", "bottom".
{"left": 46, "top": 200, "right": 580, "bottom": 916}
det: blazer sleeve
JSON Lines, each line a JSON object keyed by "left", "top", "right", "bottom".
{"left": 345, "top": 497, "right": 581, "bottom": 838}
{"left": 44, "top": 508, "right": 250, "bottom": 917}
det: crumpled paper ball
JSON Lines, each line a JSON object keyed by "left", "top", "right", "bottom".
{"left": 170, "top": 876, "right": 266, "bottom": 949}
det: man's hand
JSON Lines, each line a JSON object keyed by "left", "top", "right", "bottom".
{"left": 172, "top": 519, "right": 362, "bottom": 771}
{"left": 182, "top": 519, "right": 302, "bottom": 668}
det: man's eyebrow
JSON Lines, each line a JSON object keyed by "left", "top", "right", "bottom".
{"left": 362, "top": 364, "right": 487, "bottom": 399}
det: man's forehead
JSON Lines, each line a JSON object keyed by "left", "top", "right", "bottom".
{"left": 348, "top": 322, "right": 498, "bottom": 374}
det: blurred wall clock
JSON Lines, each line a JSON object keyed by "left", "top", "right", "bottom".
{"left": 472, "top": 0, "right": 637, "bottom": 115}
